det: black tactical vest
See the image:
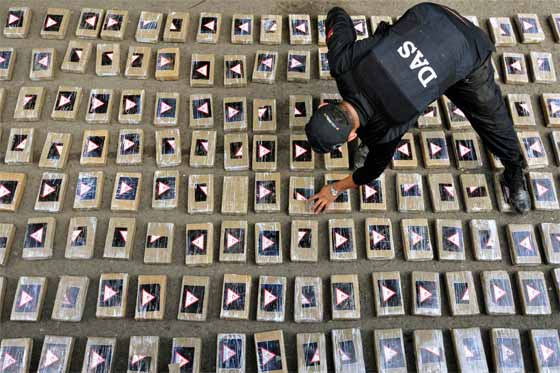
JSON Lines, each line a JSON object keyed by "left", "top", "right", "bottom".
{"left": 354, "top": 3, "right": 481, "bottom": 124}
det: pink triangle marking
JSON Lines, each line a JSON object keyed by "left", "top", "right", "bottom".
{"left": 184, "top": 290, "right": 199, "bottom": 307}
{"left": 125, "top": 99, "right": 137, "bottom": 111}
{"left": 461, "top": 288, "right": 470, "bottom": 301}
{"left": 260, "top": 348, "right": 276, "bottom": 365}
{"left": 230, "top": 63, "right": 242, "bottom": 75}
{"left": 89, "top": 351, "right": 105, "bottom": 369}
{"left": 364, "top": 185, "right": 377, "bottom": 199}
{"left": 78, "top": 183, "right": 91, "bottom": 196}
{"left": 259, "top": 185, "right": 271, "bottom": 198}
{"left": 259, "top": 144, "right": 271, "bottom": 158}
{"left": 464, "top": 345, "right": 474, "bottom": 358}
{"left": 222, "top": 345, "right": 237, "bottom": 362}
{"left": 85, "top": 15, "right": 97, "bottom": 26}
{"left": 340, "top": 349, "right": 352, "bottom": 361}
{"left": 15, "top": 138, "right": 27, "bottom": 150}
{"left": 55, "top": 144, "right": 64, "bottom": 154}
{"left": 541, "top": 344, "right": 555, "bottom": 362}
{"left": 30, "top": 227, "right": 44, "bottom": 243}
{"left": 158, "top": 182, "right": 170, "bottom": 196}
{"left": 160, "top": 101, "right": 172, "bottom": 114}
{"left": 191, "top": 234, "right": 205, "bottom": 249}
{"left": 74, "top": 50, "right": 82, "bottom": 59}
{"left": 175, "top": 352, "right": 190, "bottom": 367}
{"left": 522, "top": 20, "right": 534, "bottom": 31}
{"left": 459, "top": 144, "right": 471, "bottom": 157}
{"left": 123, "top": 139, "right": 135, "bottom": 151}
{"left": 381, "top": 285, "right": 396, "bottom": 302}
{"left": 294, "top": 106, "right": 302, "bottom": 116}
{"left": 372, "top": 230, "right": 385, "bottom": 245}
{"left": 258, "top": 107, "right": 268, "bottom": 118}
{"left": 196, "top": 64, "right": 208, "bottom": 77}
{"left": 397, "top": 143, "right": 410, "bottom": 156}
{"left": 430, "top": 142, "right": 442, "bottom": 155}
{"left": 63, "top": 292, "right": 72, "bottom": 305}
{"left": 58, "top": 94, "right": 71, "bottom": 108}
{"left": 141, "top": 289, "right": 155, "bottom": 306}
{"left": 131, "top": 355, "right": 146, "bottom": 365}
{"left": 418, "top": 285, "right": 432, "bottom": 302}
{"left": 8, "top": 14, "right": 20, "bottom": 25}
{"left": 354, "top": 22, "right": 364, "bottom": 33}
{"left": 87, "top": 140, "right": 100, "bottom": 153}
{"left": 118, "top": 181, "right": 133, "bottom": 195}
{"left": 227, "top": 106, "right": 240, "bottom": 118}
{"left": 443, "top": 186, "right": 454, "bottom": 196}
{"left": 41, "top": 183, "right": 56, "bottom": 197}
{"left": 410, "top": 231, "right": 423, "bottom": 245}
{"left": 295, "top": 192, "right": 307, "bottom": 201}
{"left": 0, "top": 55, "right": 6, "bottom": 64}
{"left": 119, "top": 230, "right": 128, "bottom": 242}
{"left": 149, "top": 235, "right": 161, "bottom": 243}
{"left": 106, "top": 17, "right": 119, "bottom": 28}
{"left": 493, "top": 284, "right": 506, "bottom": 300}
{"left": 453, "top": 107, "right": 466, "bottom": 117}
{"left": 2, "top": 353, "right": 16, "bottom": 370}
{"left": 527, "top": 284, "right": 541, "bottom": 301}
{"left": 238, "top": 22, "right": 249, "bottom": 32}
{"left": 227, "top": 233, "right": 239, "bottom": 248}
{"left": 199, "top": 185, "right": 208, "bottom": 195}
{"left": 530, "top": 140, "right": 543, "bottom": 153}
{"left": 167, "top": 139, "right": 176, "bottom": 150}
{"left": 235, "top": 146, "right": 243, "bottom": 157}
{"left": 446, "top": 232, "right": 461, "bottom": 247}
{"left": 335, "top": 288, "right": 349, "bottom": 305}
{"left": 402, "top": 183, "right": 416, "bottom": 192}
{"left": 19, "top": 290, "right": 33, "bottom": 307}
{"left": 262, "top": 57, "right": 273, "bottom": 68}
{"left": 301, "top": 294, "right": 311, "bottom": 305}
{"left": 520, "top": 236, "right": 533, "bottom": 251}
{"left": 203, "top": 19, "right": 215, "bottom": 30}
{"left": 103, "top": 285, "right": 117, "bottom": 301}
{"left": 538, "top": 58, "right": 546, "bottom": 69}
{"left": 0, "top": 185, "right": 11, "bottom": 198}
{"left": 295, "top": 22, "right": 307, "bottom": 33}
{"left": 423, "top": 347, "right": 440, "bottom": 356}
{"left": 71, "top": 228, "right": 82, "bottom": 243}
{"left": 262, "top": 235, "right": 275, "bottom": 250}
{"left": 550, "top": 101, "right": 560, "bottom": 114}
{"left": 199, "top": 140, "right": 208, "bottom": 151}
{"left": 105, "top": 52, "right": 113, "bottom": 61}
{"left": 335, "top": 232, "right": 348, "bottom": 248}
{"left": 92, "top": 97, "right": 105, "bottom": 110}
{"left": 297, "top": 230, "right": 307, "bottom": 242}
{"left": 23, "top": 95, "right": 33, "bottom": 106}
{"left": 424, "top": 108, "right": 436, "bottom": 117}
{"left": 383, "top": 346, "right": 398, "bottom": 361}
{"left": 290, "top": 57, "right": 303, "bottom": 68}
{"left": 159, "top": 56, "right": 171, "bottom": 67}
{"left": 296, "top": 144, "right": 307, "bottom": 158}
{"left": 43, "top": 350, "right": 59, "bottom": 367}
{"left": 226, "top": 288, "right": 240, "bottom": 305}
{"left": 537, "top": 182, "right": 549, "bottom": 197}
{"left": 46, "top": 16, "right": 58, "bottom": 28}
{"left": 310, "top": 349, "right": 320, "bottom": 363}
{"left": 197, "top": 102, "right": 209, "bottom": 114}
{"left": 510, "top": 60, "right": 522, "bottom": 71}
{"left": 501, "top": 345, "right": 514, "bottom": 359}
{"left": 263, "top": 288, "right": 277, "bottom": 306}
{"left": 268, "top": 22, "right": 278, "bottom": 32}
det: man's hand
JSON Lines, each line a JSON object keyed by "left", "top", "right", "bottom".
{"left": 309, "top": 175, "right": 358, "bottom": 214}
{"left": 309, "top": 184, "right": 338, "bottom": 214}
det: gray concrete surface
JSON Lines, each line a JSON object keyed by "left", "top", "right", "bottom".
{"left": 1, "top": 0, "right": 560, "bottom": 371}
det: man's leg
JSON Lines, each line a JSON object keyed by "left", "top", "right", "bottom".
{"left": 445, "top": 57, "right": 530, "bottom": 213}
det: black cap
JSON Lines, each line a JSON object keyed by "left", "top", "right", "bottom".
{"left": 305, "top": 103, "right": 353, "bottom": 153}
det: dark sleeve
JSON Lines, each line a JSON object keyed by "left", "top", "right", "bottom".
{"left": 351, "top": 136, "right": 403, "bottom": 185}
{"left": 325, "top": 7, "right": 383, "bottom": 78}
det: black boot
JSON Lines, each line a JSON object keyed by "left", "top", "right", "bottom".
{"left": 502, "top": 162, "right": 530, "bottom": 214}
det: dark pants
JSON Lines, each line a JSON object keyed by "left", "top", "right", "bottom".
{"left": 373, "top": 57, "right": 523, "bottom": 174}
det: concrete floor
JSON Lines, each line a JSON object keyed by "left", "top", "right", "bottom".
{"left": 1, "top": 0, "right": 560, "bottom": 371}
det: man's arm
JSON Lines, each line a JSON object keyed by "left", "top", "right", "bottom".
{"left": 326, "top": 7, "right": 384, "bottom": 78}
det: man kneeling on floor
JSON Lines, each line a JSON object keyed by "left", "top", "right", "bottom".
{"left": 306, "top": 3, "right": 529, "bottom": 214}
